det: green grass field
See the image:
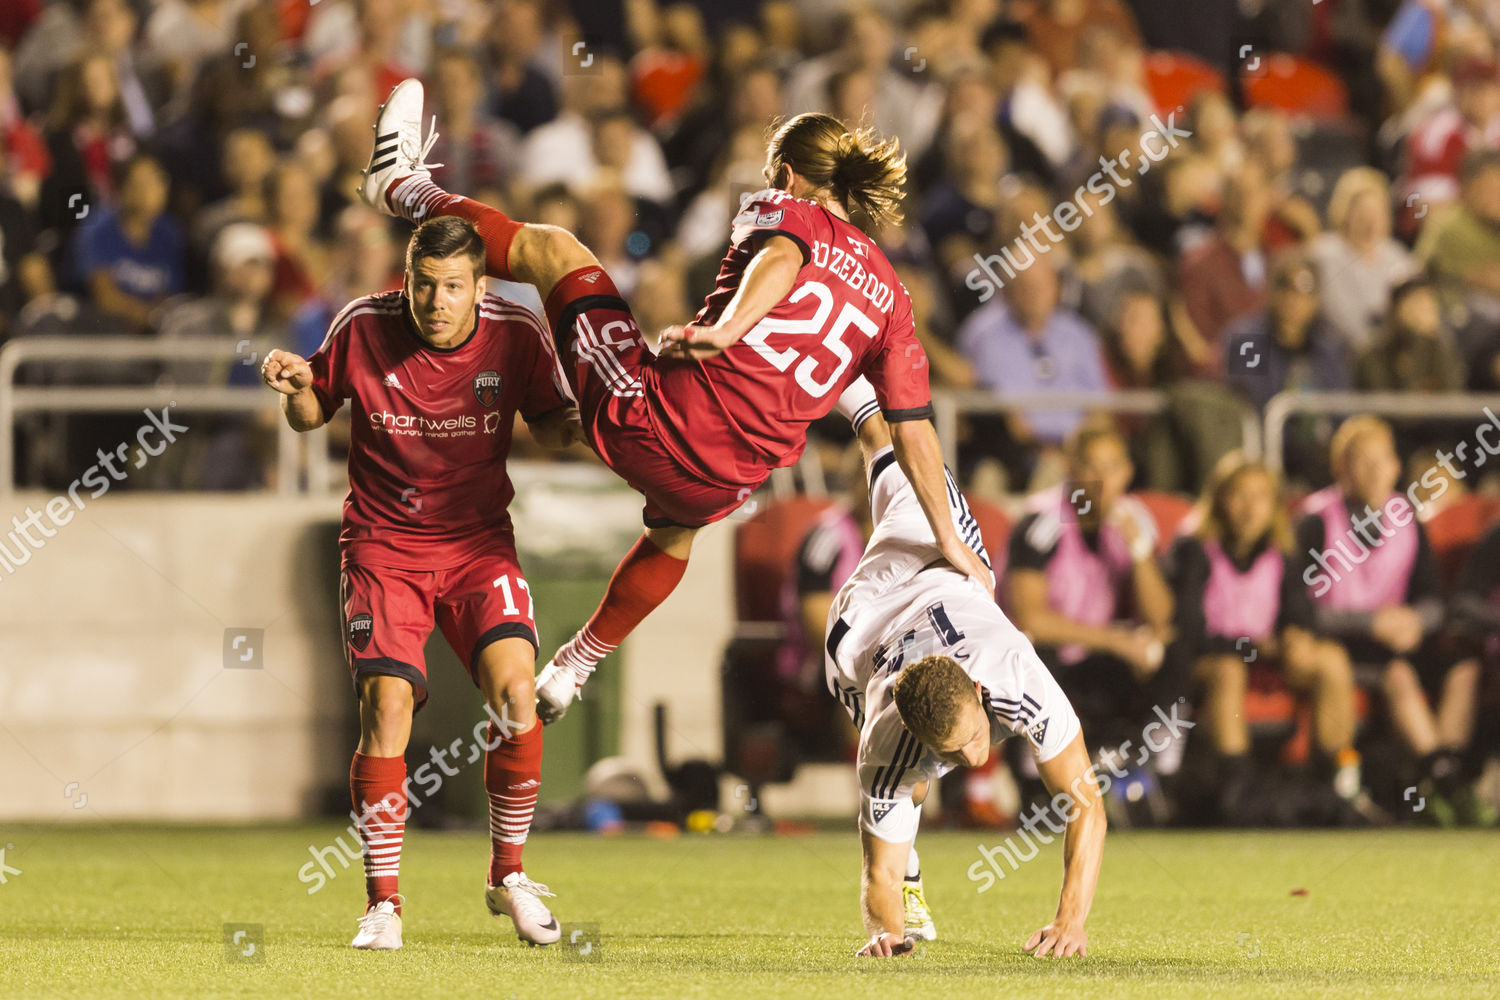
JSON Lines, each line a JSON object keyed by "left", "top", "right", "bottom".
{"left": 0, "top": 825, "right": 1495, "bottom": 999}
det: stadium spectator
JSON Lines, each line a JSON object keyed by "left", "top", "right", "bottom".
{"left": 83, "top": 0, "right": 165, "bottom": 139}
{"left": 1225, "top": 251, "right": 1350, "bottom": 415}
{"left": 71, "top": 153, "right": 183, "bottom": 333}
{"left": 141, "top": 0, "right": 237, "bottom": 101}
{"left": 192, "top": 128, "right": 276, "bottom": 251}
{"left": 1006, "top": 426, "right": 1176, "bottom": 749}
{"left": 1312, "top": 167, "right": 1419, "bottom": 355}
{"left": 1241, "top": 109, "right": 1322, "bottom": 251}
{"left": 782, "top": 6, "right": 941, "bottom": 161}
{"left": 1418, "top": 149, "right": 1500, "bottom": 324}
{"left": 155, "top": 222, "right": 285, "bottom": 489}
{"left": 1022, "top": 0, "right": 1141, "bottom": 80}
{"left": 628, "top": 1, "right": 709, "bottom": 130}
{"left": 426, "top": 47, "right": 521, "bottom": 197}
{"left": 1072, "top": 189, "right": 1166, "bottom": 333}
{"left": 0, "top": 141, "right": 52, "bottom": 339}
{"left": 517, "top": 56, "right": 673, "bottom": 203}
{"left": 1446, "top": 521, "right": 1500, "bottom": 822}
{"left": 266, "top": 161, "right": 329, "bottom": 321}
{"left": 0, "top": 45, "right": 47, "bottom": 209}
{"left": 38, "top": 53, "right": 137, "bottom": 231}
{"left": 1178, "top": 163, "right": 1274, "bottom": 376}
{"left": 1356, "top": 276, "right": 1466, "bottom": 393}
{"left": 918, "top": 115, "right": 1006, "bottom": 296}
{"left": 1397, "top": 56, "right": 1500, "bottom": 228}
{"left": 955, "top": 253, "right": 1110, "bottom": 484}
{"left": 1168, "top": 451, "right": 1366, "bottom": 825}
{"left": 666, "top": 59, "right": 783, "bottom": 206}
{"left": 1296, "top": 416, "right": 1474, "bottom": 819}
{"left": 481, "top": 0, "right": 559, "bottom": 135}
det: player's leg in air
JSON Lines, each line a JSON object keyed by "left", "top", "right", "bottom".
{"left": 359, "top": 80, "right": 706, "bottom": 722}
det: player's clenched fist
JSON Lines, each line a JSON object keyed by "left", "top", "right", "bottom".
{"left": 855, "top": 932, "right": 915, "bottom": 958}
{"left": 261, "top": 349, "right": 314, "bottom": 395}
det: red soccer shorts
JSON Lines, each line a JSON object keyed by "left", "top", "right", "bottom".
{"left": 543, "top": 268, "right": 756, "bottom": 528}
{"left": 338, "top": 541, "right": 538, "bottom": 708}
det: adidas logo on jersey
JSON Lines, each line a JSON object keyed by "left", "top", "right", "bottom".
{"left": 383, "top": 372, "right": 403, "bottom": 390}
{"left": 507, "top": 779, "right": 539, "bottom": 791}
{"left": 578, "top": 270, "right": 603, "bottom": 284}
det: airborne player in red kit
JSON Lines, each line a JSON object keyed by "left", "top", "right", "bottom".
{"left": 360, "top": 80, "right": 990, "bottom": 724}
{"left": 260, "top": 218, "right": 580, "bottom": 950}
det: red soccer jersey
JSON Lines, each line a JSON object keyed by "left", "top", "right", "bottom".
{"left": 647, "top": 188, "right": 932, "bottom": 488}
{"left": 308, "top": 289, "right": 568, "bottom": 569}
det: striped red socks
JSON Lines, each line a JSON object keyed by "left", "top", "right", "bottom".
{"left": 350, "top": 752, "right": 407, "bottom": 913}
{"left": 553, "top": 534, "right": 688, "bottom": 685}
{"left": 387, "top": 175, "right": 524, "bottom": 281}
{"left": 486, "top": 719, "right": 543, "bottom": 884}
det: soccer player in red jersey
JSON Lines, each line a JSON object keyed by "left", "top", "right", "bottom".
{"left": 360, "top": 80, "right": 990, "bottom": 724}
{"left": 260, "top": 216, "right": 581, "bottom": 950}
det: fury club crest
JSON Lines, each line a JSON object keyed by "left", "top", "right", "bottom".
{"left": 347, "top": 613, "right": 374, "bottom": 652}
{"left": 473, "top": 370, "right": 502, "bottom": 408}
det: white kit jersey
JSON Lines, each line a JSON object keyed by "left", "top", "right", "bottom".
{"left": 825, "top": 448, "right": 1081, "bottom": 843}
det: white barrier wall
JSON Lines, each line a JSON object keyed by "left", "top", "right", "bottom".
{"left": 0, "top": 467, "right": 741, "bottom": 821}
{"left": 0, "top": 493, "right": 349, "bottom": 821}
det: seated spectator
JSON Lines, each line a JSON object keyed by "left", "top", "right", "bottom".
{"left": 84, "top": 0, "right": 166, "bottom": 139}
{"left": 1006, "top": 426, "right": 1176, "bottom": 750}
{"left": 427, "top": 47, "right": 520, "bottom": 198}
{"left": 1296, "top": 416, "right": 1476, "bottom": 818}
{"left": 1022, "top": 0, "right": 1141, "bottom": 80}
{"left": 1398, "top": 56, "right": 1500, "bottom": 235}
{"left": 918, "top": 116, "right": 1006, "bottom": 295}
{"left": 955, "top": 254, "right": 1109, "bottom": 485}
{"left": 1225, "top": 251, "right": 1350, "bottom": 415}
{"left": 1419, "top": 149, "right": 1500, "bottom": 325}
{"left": 517, "top": 57, "right": 673, "bottom": 205}
{"left": 1241, "top": 109, "right": 1322, "bottom": 251}
{"left": 628, "top": 1, "right": 709, "bottom": 130}
{"left": 71, "top": 153, "right": 183, "bottom": 332}
{"left": 0, "top": 45, "right": 48, "bottom": 209}
{"left": 1178, "top": 163, "right": 1273, "bottom": 377}
{"left": 39, "top": 53, "right": 137, "bottom": 232}
{"left": 154, "top": 222, "right": 284, "bottom": 489}
{"left": 266, "top": 161, "right": 329, "bottom": 321}
{"left": 482, "top": 0, "right": 559, "bottom": 135}
{"left": 1356, "top": 276, "right": 1465, "bottom": 393}
{"left": 191, "top": 127, "right": 276, "bottom": 265}
{"left": 1168, "top": 451, "right": 1365, "bottom": 824}
{"left": 0, "top": 141, "right": 53, "bottom": 339}
{"left": 1312, "top": 167, "right": 1419, "bottom": 355}
{"left": 1073, "top": 190, "right": 1165, "bottom": 332}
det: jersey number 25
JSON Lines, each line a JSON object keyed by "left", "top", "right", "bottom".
{"left": 740, "top": 280, "right": 878, "bottom": 399}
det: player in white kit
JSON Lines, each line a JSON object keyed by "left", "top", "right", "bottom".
{"left": 826, "top": 380, "right": 1106, "bottom": 959}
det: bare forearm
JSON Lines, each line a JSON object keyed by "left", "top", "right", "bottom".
{"left": 1055, "top": 800, "right": 1106, "bottom": 926}
{"left": 281, "top": 388, "right": 325, "bottom": 432}
{"left": 712, "top": 238, "right": 801, "bottom": 340}
{"left": 888, "top": 419, "right": 958, "bottom": 547}
{"left": 1132, "top": 560, "right": 1174, "bottom": 632}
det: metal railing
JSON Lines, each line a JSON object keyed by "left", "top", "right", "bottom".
{"left": 931, "top": 388, "right": 1264, "bottom": 470}
{"left": 0, "top": 338, "right": 331, "bottom": 497}
{"left": 1263, "top": 390, "right": 1500, "bottom": 473}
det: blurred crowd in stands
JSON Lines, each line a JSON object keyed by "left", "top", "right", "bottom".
{"left": 3, "top": 0, "right": 1499, "bottom": 826}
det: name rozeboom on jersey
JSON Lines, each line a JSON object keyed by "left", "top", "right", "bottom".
{"left": 810, "top": 239, "right": 895, "bottom": 314}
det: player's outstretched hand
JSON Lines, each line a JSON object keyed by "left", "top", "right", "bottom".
{"left": 941, "top": 536, "right": 994, "bottom": 592}
{"left": 856, "top": 932, "right": 915, "bottom": 958}
{"left": 260, "top": 350, "right": 313, "bottom": 395}
{"left": 1024, "top": 920, "right": 1087, "bottom": 958}
{"left": 658, "top": 323, "right": 735, "bottom": 361}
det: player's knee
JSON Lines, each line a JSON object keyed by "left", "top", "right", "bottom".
{"left": 359, "top": 675, "right": 415, "bottom": 725}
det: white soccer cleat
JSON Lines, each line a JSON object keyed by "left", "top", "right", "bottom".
{"left": 903, "top": 880, "right": 937, "bottom": 942}
{"left": 351, "top": 896, "right": 404, "bottom": 950}
{"left": 360, "top": 78, "right": 443, "bottom": 216}
{"left": 535, "top": 659, "right": 581, "bottom": 725}
{"left": 486, "top": 871, "right": 561, "bottom": 945}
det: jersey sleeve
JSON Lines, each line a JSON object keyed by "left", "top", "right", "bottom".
{"left": 980, "top": 645, "right": 1081, "bottom": 765}
{"left": 515, "top": 311, "right": 570, "bottom": 421}
{"left": 307, "top": 303, "right": 357, "bottom": 421}
{"left": 862, "top": 281, "right": 933, "bottom": 421}
{"left": 729, "top": 189, "right": 815, "bottom": 263}
{"left": 856, "top": 715, "right": 927, "bottom": 844}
